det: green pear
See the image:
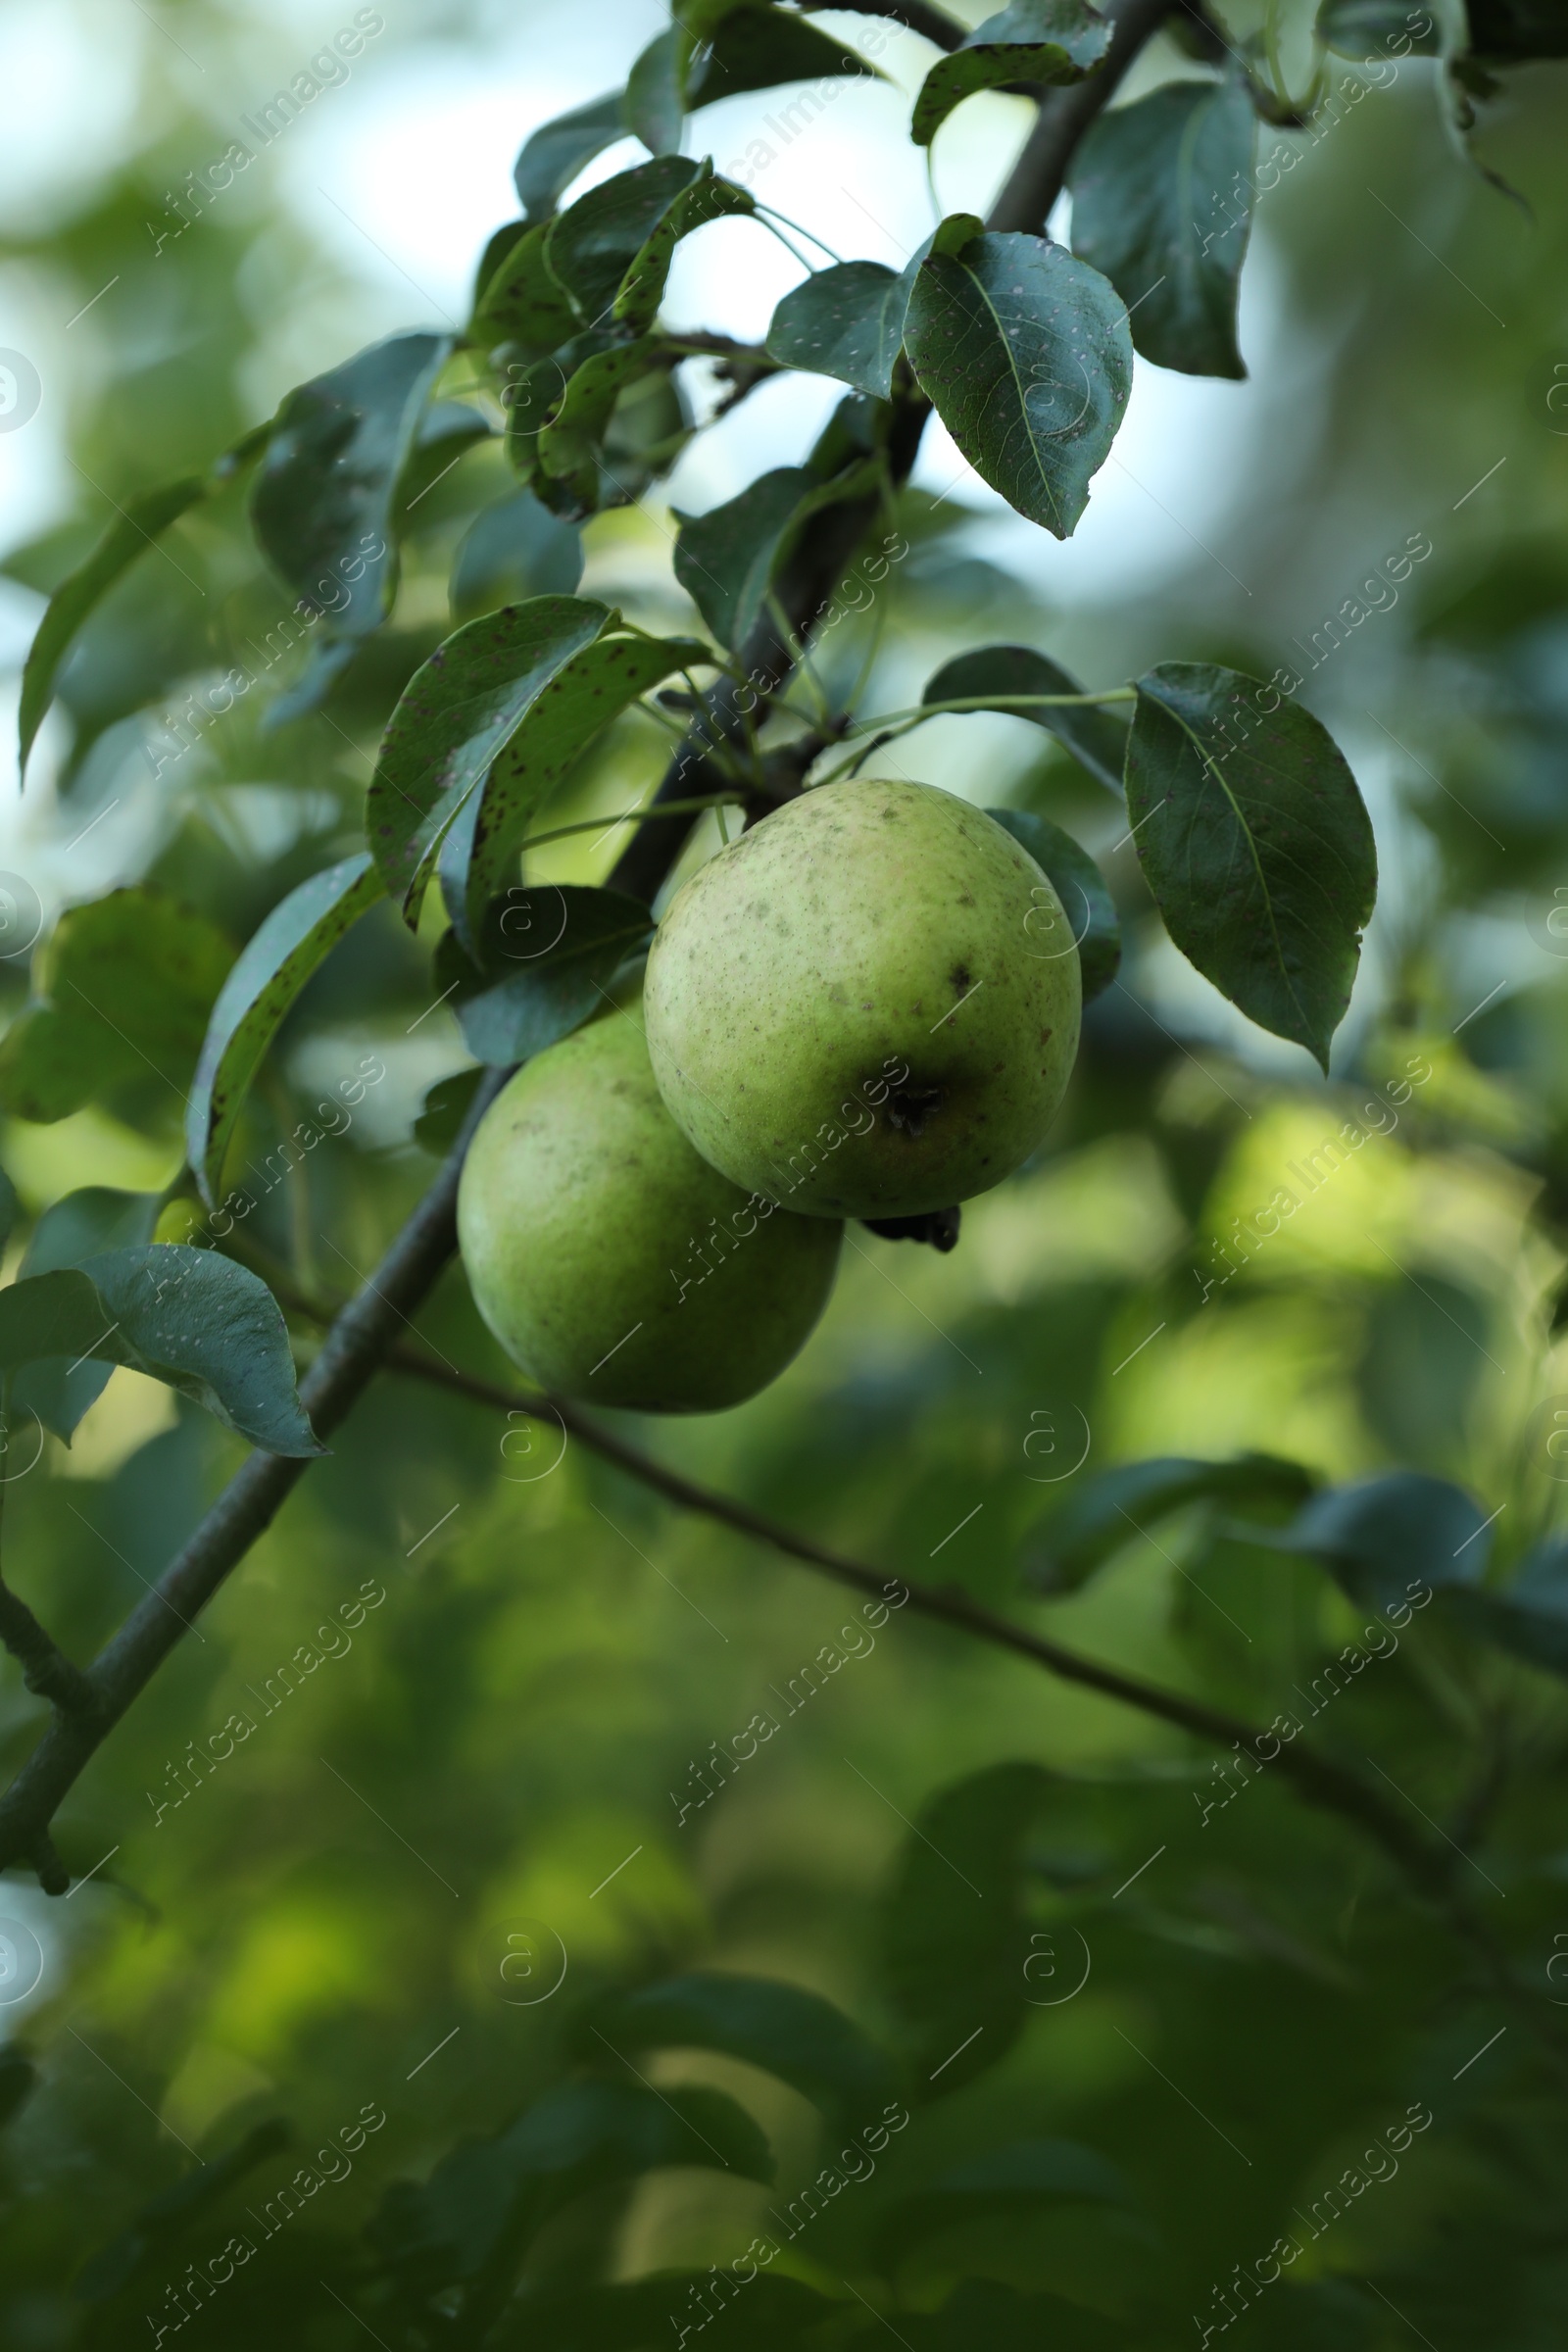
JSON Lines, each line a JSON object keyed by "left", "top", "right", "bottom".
{"left": 644, "top": 778, "right": 1081, "bottom": 1219}
{"left": 457, "top": 1012, "right": 842, "bottom": 1412}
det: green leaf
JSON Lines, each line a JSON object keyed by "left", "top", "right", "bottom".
{"left": 1357, "top": 1275, "right": 1487, "bottom": 1464}
{"left": 514, "top": 93, "right": 631, "bottom": 225}
{"left": 545, "top": 156, "right": 753, "bottom": 333}
{"left": 1316, "top": 0, "right": 1444, "bottom": 54}
{"left": 912, "top": 0, "right": 1111, "bottom": 144}
{"left": 0, "top": 2047, "right": 36, "bottom": 2133}
{"left": 1448, "top": 1538, "right": 1568, "bottom": 1679}
{"left": 19, "top": 477, "right": 204, "bottom": 772}
{"left": 414, "top": 1069, "right": 482, "bottom": 1155}
{"left": 629, "top": 5, "right": 883, "bottom": 157}
{"left": 1266, "top": 1472, "right": 1492, "bottom": 1613}
{"left": 674, "top": 460, "right": 879, "bottom": 649}
{"left": 470, "top": 221, "right": 578, "bottom": 361}
{"left": 452, "top": 627, "right": 708, "bottom": 952}
{"left": 0, "top": 888, "right": 233, "bottom": 1125}
{"left": 506, "top": 330, "right": 691, "bottom": 521}
{"left": 366, "top": 597, "right": 610, "bottom": 916}
{"left": 0, "top": 1268, "right": 119, "bottom": 1373}
{"left": 21, "top": 1190, "right": 161, "bottom": 1282}
{"left": 986, "top": 808, "right": 1120, "bottom": 1002}
{"left": 625, "top": 27, "right": 687, "bottom": 154}
{"left": 582, "top": 1973, "right": 898, "bottom": 2123}
{"left": 538, "top": 336, "right": 662, "bottom": 477}
{"left": 470, "top": 218, "right": 528, "bottom": 308}
{"left": 54, "top": 569, "right": 215, "bottom": 775}
{"left": 260, "top": 633, "right": 359, "bottom": 733}
{"left": 395, "top": 400, "right": 492, "bottom": 523}
{"left": 0, "top": 1163, "right": 17, "bottom": 1258}
{"left": 89, "top": 1249, "right": 320, "bottom": 1456}
{"left": 766, "top": 260, "right": 912, "bottom": 400}
{"left": 599, "top": 363, "right": 693, "bottom": 504}
{"left": 503, "top": 326, "right": 618, "bottom": 484}
{"left": 74, "top": 2121, "right": 291, "bottom": 2304}
{"left": 452, "top": 491, "right": 584, "bottom": 622}
{"left": 879, "top": 1762, "right": 1056, "bottom": 2095}
{"left": 14, "top": 1187, "right": 163, "bottom": 1443}
{"left": 931, "top": 211, "right": 986, "bottom": 258}
{"left": 873, "top": 2140, "right": 1132, "bottom": 2270}
{"left": 1021, "top": 1453, "right": 1317, "bottom": 1593}
{"left": 438, "top": 887, "right": 653, "bottom": 1066}
{"left": 1125, "top": 663, "right": 1377, "bottom": 1070}
{"left": 186, "top": 853, "right": 384, "bottom": 1209}
{"left": 0, "top": 1250, "right": 320, "bottom": 1456}
{"left": 366, "top": 2079, "right": 771, "bottom": 2293}
{"left": 491, "top": 2273, "right": 835, "bottom": 2351}
{"left": 1068, "top": 81, "right": 1255, "bottom": 379}
{"left": 691, "top": 5, "right": 886, "bottom": 106}
{"left": 250, "top": 332, "right": 451, "bottom": 638}
{"left": 516, "top": 344, "right": 692, "bottom": 521}
{"left": 1464, "top": 0, "right": 1568, "bottom": 58}
{"left": 16, "top": 420, "right": 270, "bottom": 773}
{"left": 899, "top": 2281, "right": 1130, "bottom": 2351}
{"left": 922, "top": 644, "right": 1128, "bottom": 794}
{"left": 675, "top": 466, "right": 811, "bottom": 646}
{"left": 904, "top": 228, "right": 1132, "bottom": 538}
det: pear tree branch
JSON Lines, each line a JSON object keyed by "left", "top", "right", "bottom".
{"left": 378, "top": 1350, "right": 1451, "bottom": 1881}
{"left": 382, "top": 1344, "right": 1562, "bottom": 2059}
{"left": 179, "top": 1239, "right": 1549, "bottom": 2040}
{"left": 231, "top": 1250, "right": 1481, "bottom": 1913}
{"left": 176, "top": 1242, "right": 1526, "bottom": 1926}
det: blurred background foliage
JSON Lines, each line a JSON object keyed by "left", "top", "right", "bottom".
{"left": 0, "top": 0, "right": 1566, "bottom": 2344}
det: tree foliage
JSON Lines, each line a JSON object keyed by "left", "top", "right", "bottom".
{"left": 0, "top": 0, "right": 1562, "bottom": 2345}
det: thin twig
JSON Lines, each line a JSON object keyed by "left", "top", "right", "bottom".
{"left": 377, "top": 1348, "right": 1448, "bottom": 1886}
{"left": 381, "top": 1348, "right": 1564, "bottom": 2064}
{"left": 658, "top": 332, "right": 775, "bottom": 364}
{"left": 175, "top": 1250, "right": 1561, "bottom": 2008}
{"left": 0, "top": 1401, "right": 97, "bottom": 1722}
{"left": 0, "top": 1582, "right": 98, "bottom": 1720}
{"left": 227, "top": 1266, "right": 1481, "bottom": 1901}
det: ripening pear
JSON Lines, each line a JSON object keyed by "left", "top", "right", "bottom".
{"left": 457, "top": 1013, "right": 841, "bottom": 1412}
{"left": 643, "top": 778, "right": 1081, "bottom": 1219}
